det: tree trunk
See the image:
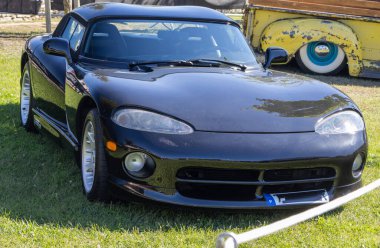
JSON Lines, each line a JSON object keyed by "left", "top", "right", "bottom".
{"left": 63, "top": 0, "right": 72, "bottom": 14}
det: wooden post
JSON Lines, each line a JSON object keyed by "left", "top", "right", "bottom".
{"left": 45, "top": 0, "right": 52, "bottom": 33}
{"left": 73, "top": 0, "right": 80, "bottom": 9}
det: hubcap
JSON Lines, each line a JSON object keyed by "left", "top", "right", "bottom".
{"left": 307, "top": 41, "right": 338, "bottom": 66}
{"left": 314, "top": 44, "right": 330, "bottom": 57}
{"left": 82, "top": 121, "right": 96, "bottom": 193}
{"left": 20, "top": 70, "right": 31, "bottom": 125}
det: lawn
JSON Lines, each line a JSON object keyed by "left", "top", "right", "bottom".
{"left": 0, "top": 36, "right": 379, "bottom": 247}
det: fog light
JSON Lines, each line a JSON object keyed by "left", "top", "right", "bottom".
{"left": 352, "top": 153, "right": 364, "bottom": 178}
{"left": 125, "top": 152, "right": 146, "bottom": 172}
{"left": 123, "top": 152, "right": 155, "bottom": 178}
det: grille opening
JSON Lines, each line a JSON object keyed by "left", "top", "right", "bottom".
{"left": 176, "top": 181, "right": 334, "bottom": 201}
{"left": 262, "top": 181, "right": 334, "bottom": 194}
{"left": 175, "top": 167, "right": 336, "bottom": 201}
{"left": 263, "top": 167, "right": 336, "bottom": 181}
{"left": 176, "top": 182, "right": 258, "bottom": 201}
{"left": 176, "top": 167, "right": 261, "bottom": 182}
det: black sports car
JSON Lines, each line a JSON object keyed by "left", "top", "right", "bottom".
{"left": 20, "top": 3, "right": 367, "bottom": 209}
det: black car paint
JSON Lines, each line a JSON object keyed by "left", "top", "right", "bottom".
{"left": 21, "top": 3, "right": 367, "bottom": 208}
{"left": 78, "top": 66, "right": 358, "bottom": 133}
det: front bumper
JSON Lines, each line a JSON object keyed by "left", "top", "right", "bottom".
{"left": 109, "top": 176, "right": 362, "bottom": 209}
{"left": 103, "top": 119, "right": 367, "bottom": 209}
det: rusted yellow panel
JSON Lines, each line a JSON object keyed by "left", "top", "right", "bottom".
{"left": 246, "top": 9, "right": 380, "bottom": 77}
{"left": 260, "top": 18, "right": 362, "bottom": 76}
{"left": 249, "top": 10, "right": 308, "bottom": 48}
{"left": 341, "top": 20, "right": 380, "bottom": 61}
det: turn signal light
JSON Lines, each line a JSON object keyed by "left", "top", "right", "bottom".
{"left": 106, "top": 141, "right": 117, "bottom": 152}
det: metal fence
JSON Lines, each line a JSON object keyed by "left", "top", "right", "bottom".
{"left": 0, "top": 0, "right": 42, "bottom": 14}
{"left": 96, "top": 0, "right": 246, "bottom": 9}
{"left": 0, "top": 0, "right": 95, "bottom": 14}
{"left": 51, "top": 0, "right": 94, "bottom": 11}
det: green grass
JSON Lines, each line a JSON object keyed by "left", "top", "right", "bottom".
{"left": 0, "top": 38, "right": 379, "bottom": 248}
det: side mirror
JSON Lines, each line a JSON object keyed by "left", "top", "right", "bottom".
{"left": 43, "top": 38, "right": 72, "bottom": 64}
{"left": 262, "top": 47, "right": 288, "bottom": 70}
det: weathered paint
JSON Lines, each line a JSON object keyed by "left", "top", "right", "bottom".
{"left": 260, "top": 18, "right": 362, "bottom": 76}
{"left": 341, "top": 20, "right": 380, "bottom": 61}
{"left": 244, "top": 8, "right": 380, "bottom": 78}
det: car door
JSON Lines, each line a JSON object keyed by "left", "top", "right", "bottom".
{"left": 31, "top": 17, "right": 85, "bottom": 125}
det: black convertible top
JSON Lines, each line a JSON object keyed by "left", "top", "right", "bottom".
{"left": 73, "top": 2, "right": 236, "bottom": 24}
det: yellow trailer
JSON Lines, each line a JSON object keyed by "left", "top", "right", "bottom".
{"left": 243, "top": 0, "right": 380, "bottom": 78}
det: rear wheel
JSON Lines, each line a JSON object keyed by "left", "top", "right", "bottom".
{"left": 20, "top": 62, "right": 36, "bottom": 132}
{"left": 80, "top": 108, "right": 110, "bottom": 202}
{"left": 296, "top": 41, "right": 346, "bottom": 75}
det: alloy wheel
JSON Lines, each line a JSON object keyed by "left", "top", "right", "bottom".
{"left": 20, "top": 69, "right": 31, "bottom": 125}
{"left": 81, "top": 120, "right": 96, "bottom": 193}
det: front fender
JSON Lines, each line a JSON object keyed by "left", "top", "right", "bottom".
{"left": 260, "top": 18, "right": 362, "bottom": 77}
{"left": 65, "top": 65, "right": 92, "bottom": 139}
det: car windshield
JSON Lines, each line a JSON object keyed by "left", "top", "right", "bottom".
{"left": 83, "top": 19, "right": 259, "bottom": 68}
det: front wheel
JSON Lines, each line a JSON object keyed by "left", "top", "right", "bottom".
{"left": 20, "top": 62, "right": 36, "bottom": 132}
{"left": 296, "top": 41, "right": 346, "bottom": 75}
{"left": 80, "top": 108, "right": 110, "bottom": 202}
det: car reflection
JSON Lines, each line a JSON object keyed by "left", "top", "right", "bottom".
{"left": 252, "top": 94, "right": 351, "bottom": 117}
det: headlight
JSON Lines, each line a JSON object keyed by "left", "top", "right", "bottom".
{"left": 112, "top": 109, "right": 193, "bottom": 134}
{"left": 315, "top": 110, "right": 364, "bottom": 135}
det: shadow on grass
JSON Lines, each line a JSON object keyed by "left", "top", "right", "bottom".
{"left": 0, "top": 103, "right": 342, "bottom": 233}
{"left": 272, "top": 60, "right": 380, "bottom": 87}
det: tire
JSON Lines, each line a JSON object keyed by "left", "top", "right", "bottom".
{"left": 296, "top": 41, "right": 346, "bottom": 75}
{"left": 20, "top": 62, "right": 36, "bottom": 132}
{"left": 80, "top": 108, "right": 110, "bottom": 202}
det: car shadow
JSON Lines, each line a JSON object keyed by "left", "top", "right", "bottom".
{"left": 272, "top": 60, "right": 380, "bottom": 87}
{"left": 255, "top": 53, "right": 379, "bottom": 87}
{"left": 0, "top": 102, "right": 344, "bottom": 233}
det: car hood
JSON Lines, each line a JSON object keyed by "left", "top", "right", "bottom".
{"left": 83, "top": 66, "right": 356, "bottom": 133}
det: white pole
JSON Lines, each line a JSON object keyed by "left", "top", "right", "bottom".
{"left": 45, "top": 0, "right": 52, "bottom": 33}
{"left": 216, "top": 179, "right": 380, "bottom": 248}
{"left": 73, "top": 0, "right": 80, "bottom": 9}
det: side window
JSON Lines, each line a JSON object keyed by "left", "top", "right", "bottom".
{"left": 61, "top": 17, "right": 85, "bottom": 52}
{"left": 70, "top": 24, "right": 85, "bottom": 51}
{"left": 61, "top": 18, "right": 76, "bottom": 40}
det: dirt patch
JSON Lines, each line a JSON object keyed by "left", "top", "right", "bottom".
{"left": 0, "top": 20, "right": 60, "bottom": 38}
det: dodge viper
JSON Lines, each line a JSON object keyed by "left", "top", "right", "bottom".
{"left": 20, "top": 3, "right": 367, "bottom": 208}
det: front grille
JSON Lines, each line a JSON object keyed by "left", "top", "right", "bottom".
{"left": 176, "top": 182, "right": 258, "bottom": 201}
{"left": 176, "top": 167, "right": 336, "bottom": 201}
{"left": 262, "top": 181, "right": 334, "bottom": 194}
{"left": 177, "top": 167, "right": 261, "bottom": 182}
{"left": 264, "top": 168, "right": 336, "bottom": 181}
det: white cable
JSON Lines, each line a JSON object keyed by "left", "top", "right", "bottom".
{"left": 216, "top": 179, "right": 380, "bottom": 248}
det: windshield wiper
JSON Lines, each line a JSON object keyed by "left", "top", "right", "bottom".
{"left": 190, "top": 59, "right": 247, "bottom": 71}
{"left": 129, "top": 59, "right": 247, "bottom": 72}
{"left": 129, "top": 60, "right": 195, "bottom": 71}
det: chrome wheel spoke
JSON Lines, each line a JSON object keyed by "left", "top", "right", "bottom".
{"left": 20, "top": 69, "right": 31, "bottom": 125}
{"left": 81, "top": 121, "right": 96, "bottom": 193}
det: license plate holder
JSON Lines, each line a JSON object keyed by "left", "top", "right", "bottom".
{"left": 264, "top": 190, "right": 330, "bottom": 207}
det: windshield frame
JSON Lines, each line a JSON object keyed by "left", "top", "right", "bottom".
{"left": 79, "top": 18, "right": 260, "bottom": 70}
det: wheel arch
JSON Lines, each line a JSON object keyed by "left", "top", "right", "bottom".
{"left": 260, "top": 18, "right": 362, "bottom": 77}
{"left": 76, "top": 96, "right": 98, "bottom": 141}
{"left": 21, "top": 52, "right": 29, "bottom": 74}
